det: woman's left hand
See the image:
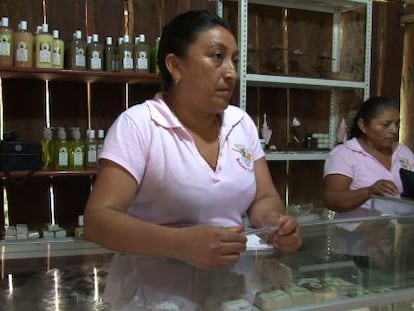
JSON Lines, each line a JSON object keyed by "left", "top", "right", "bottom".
{"left": 265, "top": 213, "right": 302, "bottom": 252}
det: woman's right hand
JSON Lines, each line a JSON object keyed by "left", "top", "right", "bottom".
{"left": 368, "top": 179, "right": 399, "bottom": 197}
{"left": 174, "top": 225, "right": 247, "bottom": 270}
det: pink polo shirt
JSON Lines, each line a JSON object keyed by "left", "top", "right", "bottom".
{"left": 99, "top": 97, "right": 264, "bottom": 227}
{"left": 324, "top": 137, "right": 414, "bottom": 217}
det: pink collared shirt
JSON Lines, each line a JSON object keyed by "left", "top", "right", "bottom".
{"left": 99, "top": 97, "right": 265, "bottom": 227}
{"left": 324, "top": 137, "right": 414, "bottom": 217}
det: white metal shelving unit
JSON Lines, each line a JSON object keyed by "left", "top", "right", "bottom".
{"left": 217, "top": 0, "right": 372, "bottom": 161}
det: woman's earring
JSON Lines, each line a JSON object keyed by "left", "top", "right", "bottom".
{"left": 174, "top": 78, "right": 181, "bottom": 85}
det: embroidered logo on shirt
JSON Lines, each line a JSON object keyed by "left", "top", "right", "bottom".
{"left": 399, "top": 157, "right": 412, "bottom": 170}
{"left": 233, "top": 144, "right": 253, "bottom": 171}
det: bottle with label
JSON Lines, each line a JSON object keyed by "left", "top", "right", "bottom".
{"left": 32, "top": 25, "right": 41, "bottom": 66}
{"left": 69, "top": 127, "right": 85, "bottom": 170}
{"left": 134, "top": 33, "right": 150, "bottom": 73}
{"left": 35, "top": 23, "right": 53, "bottom": 68}
{"left": 104, "top": 36, "right": 114, "bottom": 71}
{"left": 87, "top": 33, "right": 103, "bottom": 71}
{"left": 42, "top": 127, "right": 54, "bottom": 169}
{"left": 52, "top": 30, "right": 64, "bottom": 69}
{"left": 0, "top": 16, "right": 14, "bottom": 67}
{"left": 74, "top": 215, "right": 84, "bottom": 238}
{"left": 119, "top": 35, "right": 134, "bottom": 72}
{"left": 150, "top": 36, "right": 160, "bottom": 74}
{"left": 97, "top": 129, "right": 105, "bottom": 158}
{"left": 86, "top": 129, "right": 98, "bottom": 168}
{"left": 69, "top": 30, "right": 86, "bottom": 70}
{"left": 55, "top": 127, "right": 69, "bottom": 170}
{"left": 14, "top": 20, "right": 33, "bottom": 68}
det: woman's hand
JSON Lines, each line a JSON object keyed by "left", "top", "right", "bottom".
{"left": 368, "top": 179, "right": 399, "bottom": 197}
{"left": 174, "top": 225, "right": 247, "bottom": 270}
{"left": 264, "top": 212, "right": 302, "bottom": 252}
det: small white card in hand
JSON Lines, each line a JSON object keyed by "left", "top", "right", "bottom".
{"left": 246, "top": 234, "right": 273, "bottom": 251}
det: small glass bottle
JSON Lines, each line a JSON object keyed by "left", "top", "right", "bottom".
{"left": 104, "top": 36, "right": 114, "bottom": 71}
{"left": 69, "top": 127, "right": 85, "bottom": 170}
{"left": 134, "top": 33, "right": 150, "bottom": 73}
{"left": 14, "top": 20, "right": 33, "bottom": 68}
{"left": 87, "top": 33, "right": 103, "bottom": 71}
{"left": 119, "top": 35, "right": 134, "bottom": 72}
{"left": 69, "top": 30, "right": 86, "bottom": 70}
{"left": 86, "top": 129, "right": 98, "bottom": 168}
{"left": 52, "top": 29, "right": 64, "bottom": 69}
{"left": 74, "top": 215, "right": 84, "bottom": 238}
{"left": 0, "top": 16, "right": 14, "bottom": 67}
{"left": 42, "top": 127, "right": 54, "bottom": 170}
{"left": 35, "top": 23, "right": 53, "bottom": 68}
{"left": 55, "top": 127, "right": 69, "bottom": 170}
{"left": 150, "top": 36, "right": 160, "bottom": 74}
{"left": 97, "top": 129, "right": 105, "bottom": 158}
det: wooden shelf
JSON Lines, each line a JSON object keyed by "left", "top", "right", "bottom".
{"left": 0, "top": 169, "right": 98, "bottom": 178}
{"left": 0, "top": 66, "right": 162, "bottom": 84}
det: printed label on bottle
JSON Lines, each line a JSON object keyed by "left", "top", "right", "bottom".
{"left": 39, "top": 42, "right": 51, "bottom": 63}
{"left": 75, "top": 47, "right": 86, "bottom": 67}
{"left": 88, "top": 145, "right": 97, "bottom": 163}
{"left": 16, "top": 42, "right": 29, "bottom": 61}
{"left": 74, "top": 149, "right": 84, "bottom": 166}
{"left": 91, "top": 51, "right": 102, "bottom": 69}
{"left": 123, "top": 51, "right": 133, "bottom": 69}
{"left": 137, "top": 53, "right": 148, "bottom": 70}
{"left": 52, "top": 46, "right": 62, "bottom": 66}
{"left": 0, "top": 33, "right": 11, "bottom": 56}
{"left": 58, "top": 149, "right": 69, "bottom": 166}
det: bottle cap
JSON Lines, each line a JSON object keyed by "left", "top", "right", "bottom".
{"left": 41, "top": 23, "right": 48, "bottom": 33}
{"left": 87, "top": 35, "right": 92, "bottom": 44}
{"left": 106, "top": 36, "right": 112, "bottom": 45}
{"left": 98, "top": 129, "right": 105, "bottom": 139}
{"left": 1, "top": 17, "right": 9, "bottom": 27}
{"left": 75, "top": 30, "right": 82, "bottom": 39}
{"left": 123, "top": 35, "right": 130, "bottom": 43}
{"left": 92, "top": 33, "right": 99, "bottom": 43}
{"left": 20, "top": 20, "right": 28, "bottom": 31}
{"left": 78, "top": 215, "right": 84, "bottom": 227}
{"left": 139, "top": 33, "right": 145, "bottom": 43}
{"left": 53, "top": 29, "right": 59, "bottom": 39}
{"left": 43, "top": 127, "right": 53, "bottom": 139}
{"left": 57, "top": 127, "right": 66, "bottom": 139}
{"left": 88, "top": 129, "right": 96, "bottom": 139}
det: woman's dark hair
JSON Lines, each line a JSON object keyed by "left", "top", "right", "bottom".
{"left": 349, "top": 96, "right": 399, "bottom": 138}
{"left": 157, "top": 10, "right": 231, "bottom": 90}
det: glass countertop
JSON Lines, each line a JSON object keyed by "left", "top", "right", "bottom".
{"left": 1, "top": 215, "right": 414, "bottom": 310}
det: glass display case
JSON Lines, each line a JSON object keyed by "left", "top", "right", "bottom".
{"left": 1, "top": 215, "right": 414, "bottom": 310}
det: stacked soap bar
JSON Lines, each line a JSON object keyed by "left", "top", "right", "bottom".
{"left": 42, "top": 223, "right": 67, "bottom": 238}
{"left": 4, "top": 224, "right": 40, "bottom": 240}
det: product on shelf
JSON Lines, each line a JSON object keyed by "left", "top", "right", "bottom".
{"left": 35, "top": 23, "right": 53, "bottom": 68}
{"left": 86, "top": 129, "right": 98, "bottom": 168}
{"left": 134, "top": 33, "right": 150, "bottom": 73}
{"left": 0, "top": 16, "right": 14, "bottom": 67}
{"left": 14, "top": 20, "right": 33, "bottom": 68}
{"left": 104, "top": 36, "right": 115, "bottom": 71}
{"left": 283, "top": 285, "right": 315, "bottom": 306}
{"left": 297, "top": 277, "right": 338, "bottom": 303}
{"left": 221, "top": 298, "right": 258, "bottom": 311}
{"left": 69, "top": 127, "right": 85, "bottom": 170}
{"left": 87, "top": 33, "right": 103, "bottom": 71}
{"left": 69, "top": 30, "right": 86, "bottom": 70}
{"left": 55, "top": 127, "right": 69, "bottom": 170}
{"left": 42, "top": 223, "right": 67, "bottom": 238}
{"left": 119, "top": 34, "right": 134, "bottom": 72}
{"left": 253, "top": 289, "right": 292, "bottom": 310}
{"left": 3, "top": 224, "right": 40, "bottom": 240}
{"left": 52, "top": 29, "right": 64, "bottom": 69}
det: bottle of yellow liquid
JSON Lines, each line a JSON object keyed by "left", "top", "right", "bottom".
{"left": 52, "top": 29, "right": 64, "bottom": 69}
{"left": 35, "top": 23, "right": 53, "bottom": 68}
{"left": 0, "top": 16, "right": 14, "bottom": 67}
{"left": 55, "top": 127, "right": 69, "bottom": 170}
{"left": 14, "top": 20, "right": 33, "bottom": 68}
{"left": 134, "top": 33, "right": 150, "bottom": 73}
{"left": 69, "top": 127, "right": 85, "bottom": 170}
{"left": 42, "top": 127, "right": 54, "bottom": 169}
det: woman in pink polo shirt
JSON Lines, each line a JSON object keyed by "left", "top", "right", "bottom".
{"left": 84, "top": 10, "right": 301, "bottom": 271}
{"left": 324, "top": 96, "right": 414, "bottom": 219}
